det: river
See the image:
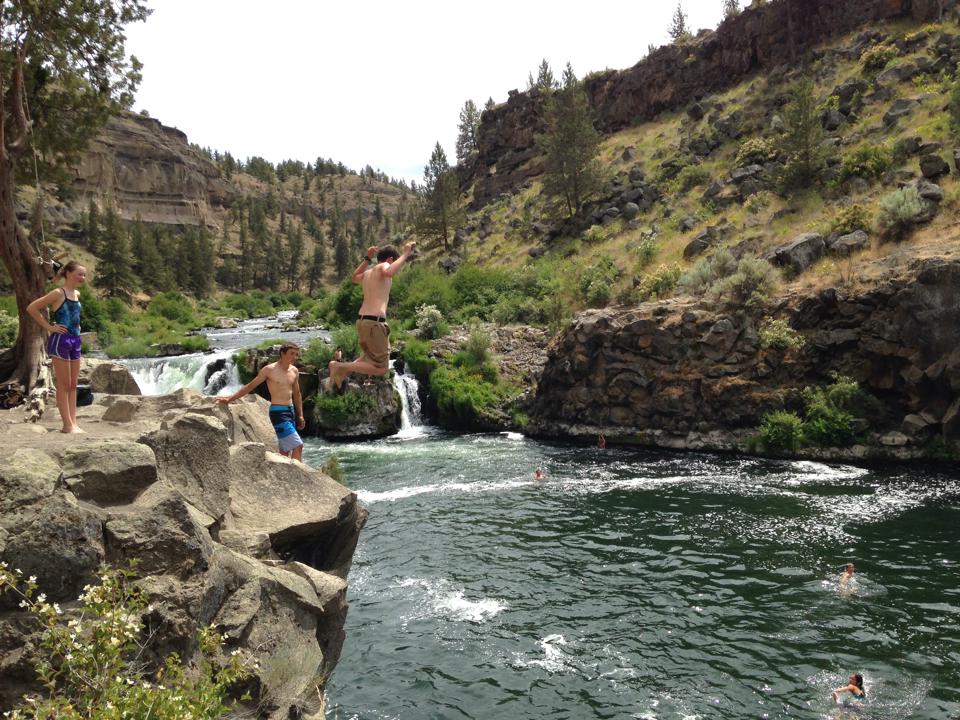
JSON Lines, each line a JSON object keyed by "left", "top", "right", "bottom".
{"left": 303, "top": 430, "right": 960, "bottom": 720}
{"left": 122, "top": 317, "right": 960, "bottom": 719}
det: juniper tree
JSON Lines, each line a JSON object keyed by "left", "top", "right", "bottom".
{"left": 778, "top": 76, "right": 831, "bottom": 192}
{"left": 308, "top": 230, "right": 326, "bottom": 295}
{"left": 536, "top": 68, "right": 604, "bottom": 220}
{"left": 669, "top": 2, "right": 689, "bottom": 41}
{"left": 485, "top": 97, "right": 495, "bottom": 112}
{"left": 723, "top": 0, "right": 740, "bottom": 18}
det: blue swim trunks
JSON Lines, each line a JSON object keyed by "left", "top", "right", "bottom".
{"left": 268, "top": 404, "right": 303, "bottom": 453}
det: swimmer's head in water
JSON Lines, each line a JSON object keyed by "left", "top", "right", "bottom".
{"left": 851, "top": 673, "right": 864, "bottom": 691}
{"left": 844, "top": 563, "right": 855, "bottom": 574}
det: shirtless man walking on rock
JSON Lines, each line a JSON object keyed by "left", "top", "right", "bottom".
{"left": 328, "top": 242, "right": 415, "bottom": 391}
{"left": 218, "top": 342, "right": 305, "bottom": 460}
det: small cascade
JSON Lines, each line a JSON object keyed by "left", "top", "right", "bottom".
{"left": 391, "top": 366, "right": 426, "bottom": 439}
{"left": 122, "top": 351, "right": 241, "bottom": 397}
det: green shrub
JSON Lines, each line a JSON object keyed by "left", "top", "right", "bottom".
{"left": 827, "top": 204, "right": 871, "bottom": 236}
{"left": 833, "top": 146, "right": 893, "bottom": 185}
{"left": 678, "top": 248, "right": 738, "bottom": 296}
{"left": 950, "top": 78, "right": 960, "bottom": 138}
{"left": 392, "top": 265, "right": 456, "bottom": 319}
{"left": 859, "top": 42, "right": 899, "bottom": 73}
{"left": 147, "top": 292, "right": 195, "bottom": 324}
{"left": 636, "top": 263, "right": 682, "bottom": 300}
{"left": 461, "top": 322, "right": 492, "bottom": 366}
{"left": 222, "top": 292, "right": 278, "bottom": 319}
{"left": 314, "top": 390, "right": 375, "bottom": 427}
{"left": 0, "top": 564, "right": 250, "bottom": 720}
{"left": 878, "top": 186, "right": 925, "bottom": 239}
{"left": 707, "top": 256, "right": 779, "bottom": 307}
{"left": 0, "top": 309, "right": 17, "bottom": 348}
{"left": 744, "top": 191, "right": 773, "bottom": 215}
{"left": 676, "top": 164, "right": 711, "bottom": 192}
{"left": 577, "top": 255, "right": 619, "bottom": 308}
{"left": 801, "top": 377, "right": 867, "bottom": 447}
{"left": 758, "top": 410, "right": 804, "bottom": 452}
{"left": 301, "top": 337, "right": 334, "bottom": 367}
{"left": 415, "top": 304, "right": 449, "bottom": 339}
{"left": 401, "top": 338, "right": 438, "bottom": 382}
{"left": 634, "top": 236, "right": 658, "bottom": 270}
{"left": 758, "top": 317, "right": 805, "bottom": 351}
{"left": 78, "top": 287, "right": 109, "bottom": 334}
{"left": 322, "top": 454, "right": 345, "bottom": 482}
{"left": 429, "top": 364, "right": 512, "bottom": 429}
{"left": 255, "top": 337, "right": 287, "bottom": 350}
{"left": 735, "top": 137, "right": 777, "bottom": 166}
{"left": 331, "top": 324, "right": 360, "bottom": 359}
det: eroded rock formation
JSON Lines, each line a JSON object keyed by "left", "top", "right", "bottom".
{"left": 0, "top": 391, "right": 366, "bottom": 719}
{"left": 530, "top": 257, "right": 960, "bottom": 459}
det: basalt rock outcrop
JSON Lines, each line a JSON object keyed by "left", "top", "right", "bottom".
{"left": 0, "top": 390, "right": 366, "bottom": 718}
{"left": 465, "top": 0, "right": 944, "bottom": 207}
{"left": 314, "top": 378, "right": 403, "bottom": 440}
{"left": 66, "top": 111, "right": 234, "bottom": 228}
{"left": 529, "top": 257, "right": 960, "bottom": 459}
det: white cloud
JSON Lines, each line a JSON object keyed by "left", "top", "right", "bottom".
{"left": 125, "top": 0, "right": 725, "bottom": 183}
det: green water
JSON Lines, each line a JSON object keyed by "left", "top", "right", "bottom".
{"left": 303, "top": 431, "right": 960, "bottom": 720}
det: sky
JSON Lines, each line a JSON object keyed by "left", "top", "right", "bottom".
{"left": 124, "top": 0, "right": 728, "bottom": 184}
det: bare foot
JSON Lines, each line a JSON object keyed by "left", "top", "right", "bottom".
{"left": 328, "top": 361, "right": 346, "bottom": 391}
{"left": 74, "top": 427, "right": 86, "bottom": 434}
{"left": 60, "top": 426, "right": 76, "bottom": 434}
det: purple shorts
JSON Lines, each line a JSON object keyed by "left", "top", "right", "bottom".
{"left": 47, "top": 333, "right": 82, "bottom": 361}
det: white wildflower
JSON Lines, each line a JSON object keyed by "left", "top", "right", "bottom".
{"left": 52, "top": 603, "right": 62, "bottom": 615}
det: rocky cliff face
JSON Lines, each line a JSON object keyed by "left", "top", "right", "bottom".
{"left": 69, "top": 111, "right": 234, "bottom": 227}
{"left": 0, "top": 390, "right": 366, "bottom": 718}
{"left": 529, "top": 257, "right": 960, "bottom": 459}
{"left": 466, "top": 0, "right": 943, "bottom": 207}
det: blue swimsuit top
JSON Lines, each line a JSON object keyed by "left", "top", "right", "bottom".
{"left": 53, "top": 289, "right": 81, "bottom": 336}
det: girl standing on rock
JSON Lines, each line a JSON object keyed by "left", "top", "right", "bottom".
{"left": 27, "top": 260, "right": 87, "bottom": 433}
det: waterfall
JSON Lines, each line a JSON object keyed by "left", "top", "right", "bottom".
{"left": 391, "top": 366, "right": 426, "bottom": 439}
{"left": 122, "top": 350, "right": 241, "bottom": 397}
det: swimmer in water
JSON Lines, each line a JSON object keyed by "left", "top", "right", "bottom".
{"left": 832, "top": 672, "right": 866, "bottom": 706}
{"left": 534, "top": 467, "right": 545, "bottom": 481}
{"left": 839, "top": 562, "right": 855, "bottom": 590}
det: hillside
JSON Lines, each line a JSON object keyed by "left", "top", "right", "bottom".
{"left": 446, "top": 3, "right": 960, "bottom": 313}
{"left": 6, "top": 110, "right": 414, "bottom": 298}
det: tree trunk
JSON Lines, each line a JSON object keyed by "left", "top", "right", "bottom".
{"left": 0, "top": 153, "right": 48, "bottom": 394}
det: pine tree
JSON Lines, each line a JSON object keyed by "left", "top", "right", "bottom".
{"left": 374, "top": 195, "right": 383, "bottom": 226}
{"left": 85, "top": 199, "right": 101, "bottom": 255}
{"left": 778, "top": 76, "right": 831, "bottom": 192}
{"left": 416, "top": 142, "right": 461, "bottom": 250}
{"left": 485, "top": 97, "right": 496, "bottom": 112}
{"left": 286, "top": 224, "right": 304, "bottom": 291}
{"left": 96, "top": 206, "right": 135, "bottom": 299}
{"left": 331, "top": 197, "right": 349, "bottom": 278}
{"left": 536, "top": 59, "right": 557, "bottom": 90}
{"left": 237, "top": 218, "right": 250, "bottom": 293}
{"left": 669, "top": 2, "right": 689, "bottom": 41}
{"left": 307, "top": 230, "right": 326, "bottom": 295}
{"left": 723, "top": 0, "right": 740, "bottom": 18}
{"left": 536, "top": 72, "right": 604, "bottom": 220}
{"left": 456, "top": 99, "right": 481, "bottom": 162}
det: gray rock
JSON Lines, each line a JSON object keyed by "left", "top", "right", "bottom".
{"left": 821, "top": 108, "right": 845, "bottom": 131}
{"left": 764, "top": 233, "right": 826, "bottom": 274}
{"left": 920, "top": 153, "right": 950, "bottom": 179}
{"left": 80, "top": 359, "right": 142, "bottom": 395}
{"left": 901, "top": 413, "right": 934, "bottom": 438}
{"left": 62, "top": 440, "right": 158, "bottom": 506}
{"left": 883, "top": 98, "right": 917, "bottom": 127}
{"left": 770, "top": 114, "right": 784, "bottom": 133}
{"left": 621, "top": 146, "right": 637, "bottom": 162}
{"left": 830, "top": 230, "right": 870, "bottom": 256}
{"left": 102, "top": 397, "right": 140, "bottom": 422}
{"left": 0, "top": 449, "right": 59, "bottom": 517}
{"left": 679, "top": 217, "right": 698, "bottom": 232}
{"left": 914, "top": 179, "right": 945, "bottom": 202}
{"left": 687, "top": 101, "right": 705, "bottom": 120}
{"left": 528, "top": 247, "right": 545, "bottom": 258}
{"left": 878, "top": 431, "right": 910, "bottom": 447}
{"left": 621, "top": 202, "right": 641, "bottom": 220}
{"left": 628, "top": 165, "right": 645, "bottom": 184}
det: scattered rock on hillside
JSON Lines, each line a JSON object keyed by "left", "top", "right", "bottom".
{"left": 687, "top": 101, "right": 706, "bottom": 121}
{"left": 920, "top": 153, "right": 950, "bottom": 179}
{"left": 764, "top": 232, "right": 826, "bottom": 274}
{"left": 621, "top": 146, "right": 637, "bottom": 161}
{"left": 883, "top": 98, "right": 917, "bottom": 127}
{"left": 622, "top": 202, "right": 641, "bottom": 220}
{"left": 829, "top": 230, "right": 870, "bottom": 256}
{"left": 80, "top": 358, "right": 141, "bottom": 395}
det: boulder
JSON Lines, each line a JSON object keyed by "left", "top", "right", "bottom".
{"left": 621, "top": 146, "right": 637, "bottom": 162}
{"left": 919, "top": 153, "right": 950, "bottom": 179}
{"left": 315, "top": 381, "right": 402, "bottom": 440}
{"left": 80, "top": 358, "right": 142, "bottom": 395}
{"left": 764, "top": 233, "right": 826, "bottom": 274}
{"left": 621, "top": 202, "right": 641, "bottom": 220}
{"left": 883, "top": 98, "right": 917, "bottom": 127}
{"left": 687, "top": 101, "right": 706, "bottom": 120}
{"left": 62, "top": 440, "right": 158, "bottom": 505}
{"left": 829, "top": 230, "right": 869, "bottom": 256}
{"left": 628, "top": 165, "right": 645, "bottom": 184}
{"left": 0, "top": 449, "right": 60, "bottom": 518}
{"left": 878, "top": 431, "right": 909, "bottom": 447}
{"left": 821, "top": 108, "right": 845, "bottom": 131}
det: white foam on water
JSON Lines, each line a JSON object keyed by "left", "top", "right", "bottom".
{"left": 521, "top": 634, "right": 573, "bottom": 673}
{"left": 396, "top": 577, "right": 506, "bottom": 624}
{"left": 500, "top": 431, "right": 525, "bottom": 441}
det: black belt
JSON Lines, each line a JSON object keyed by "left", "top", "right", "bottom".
{"left": 358, "top": 314, "right": 387, "bottom": 323}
